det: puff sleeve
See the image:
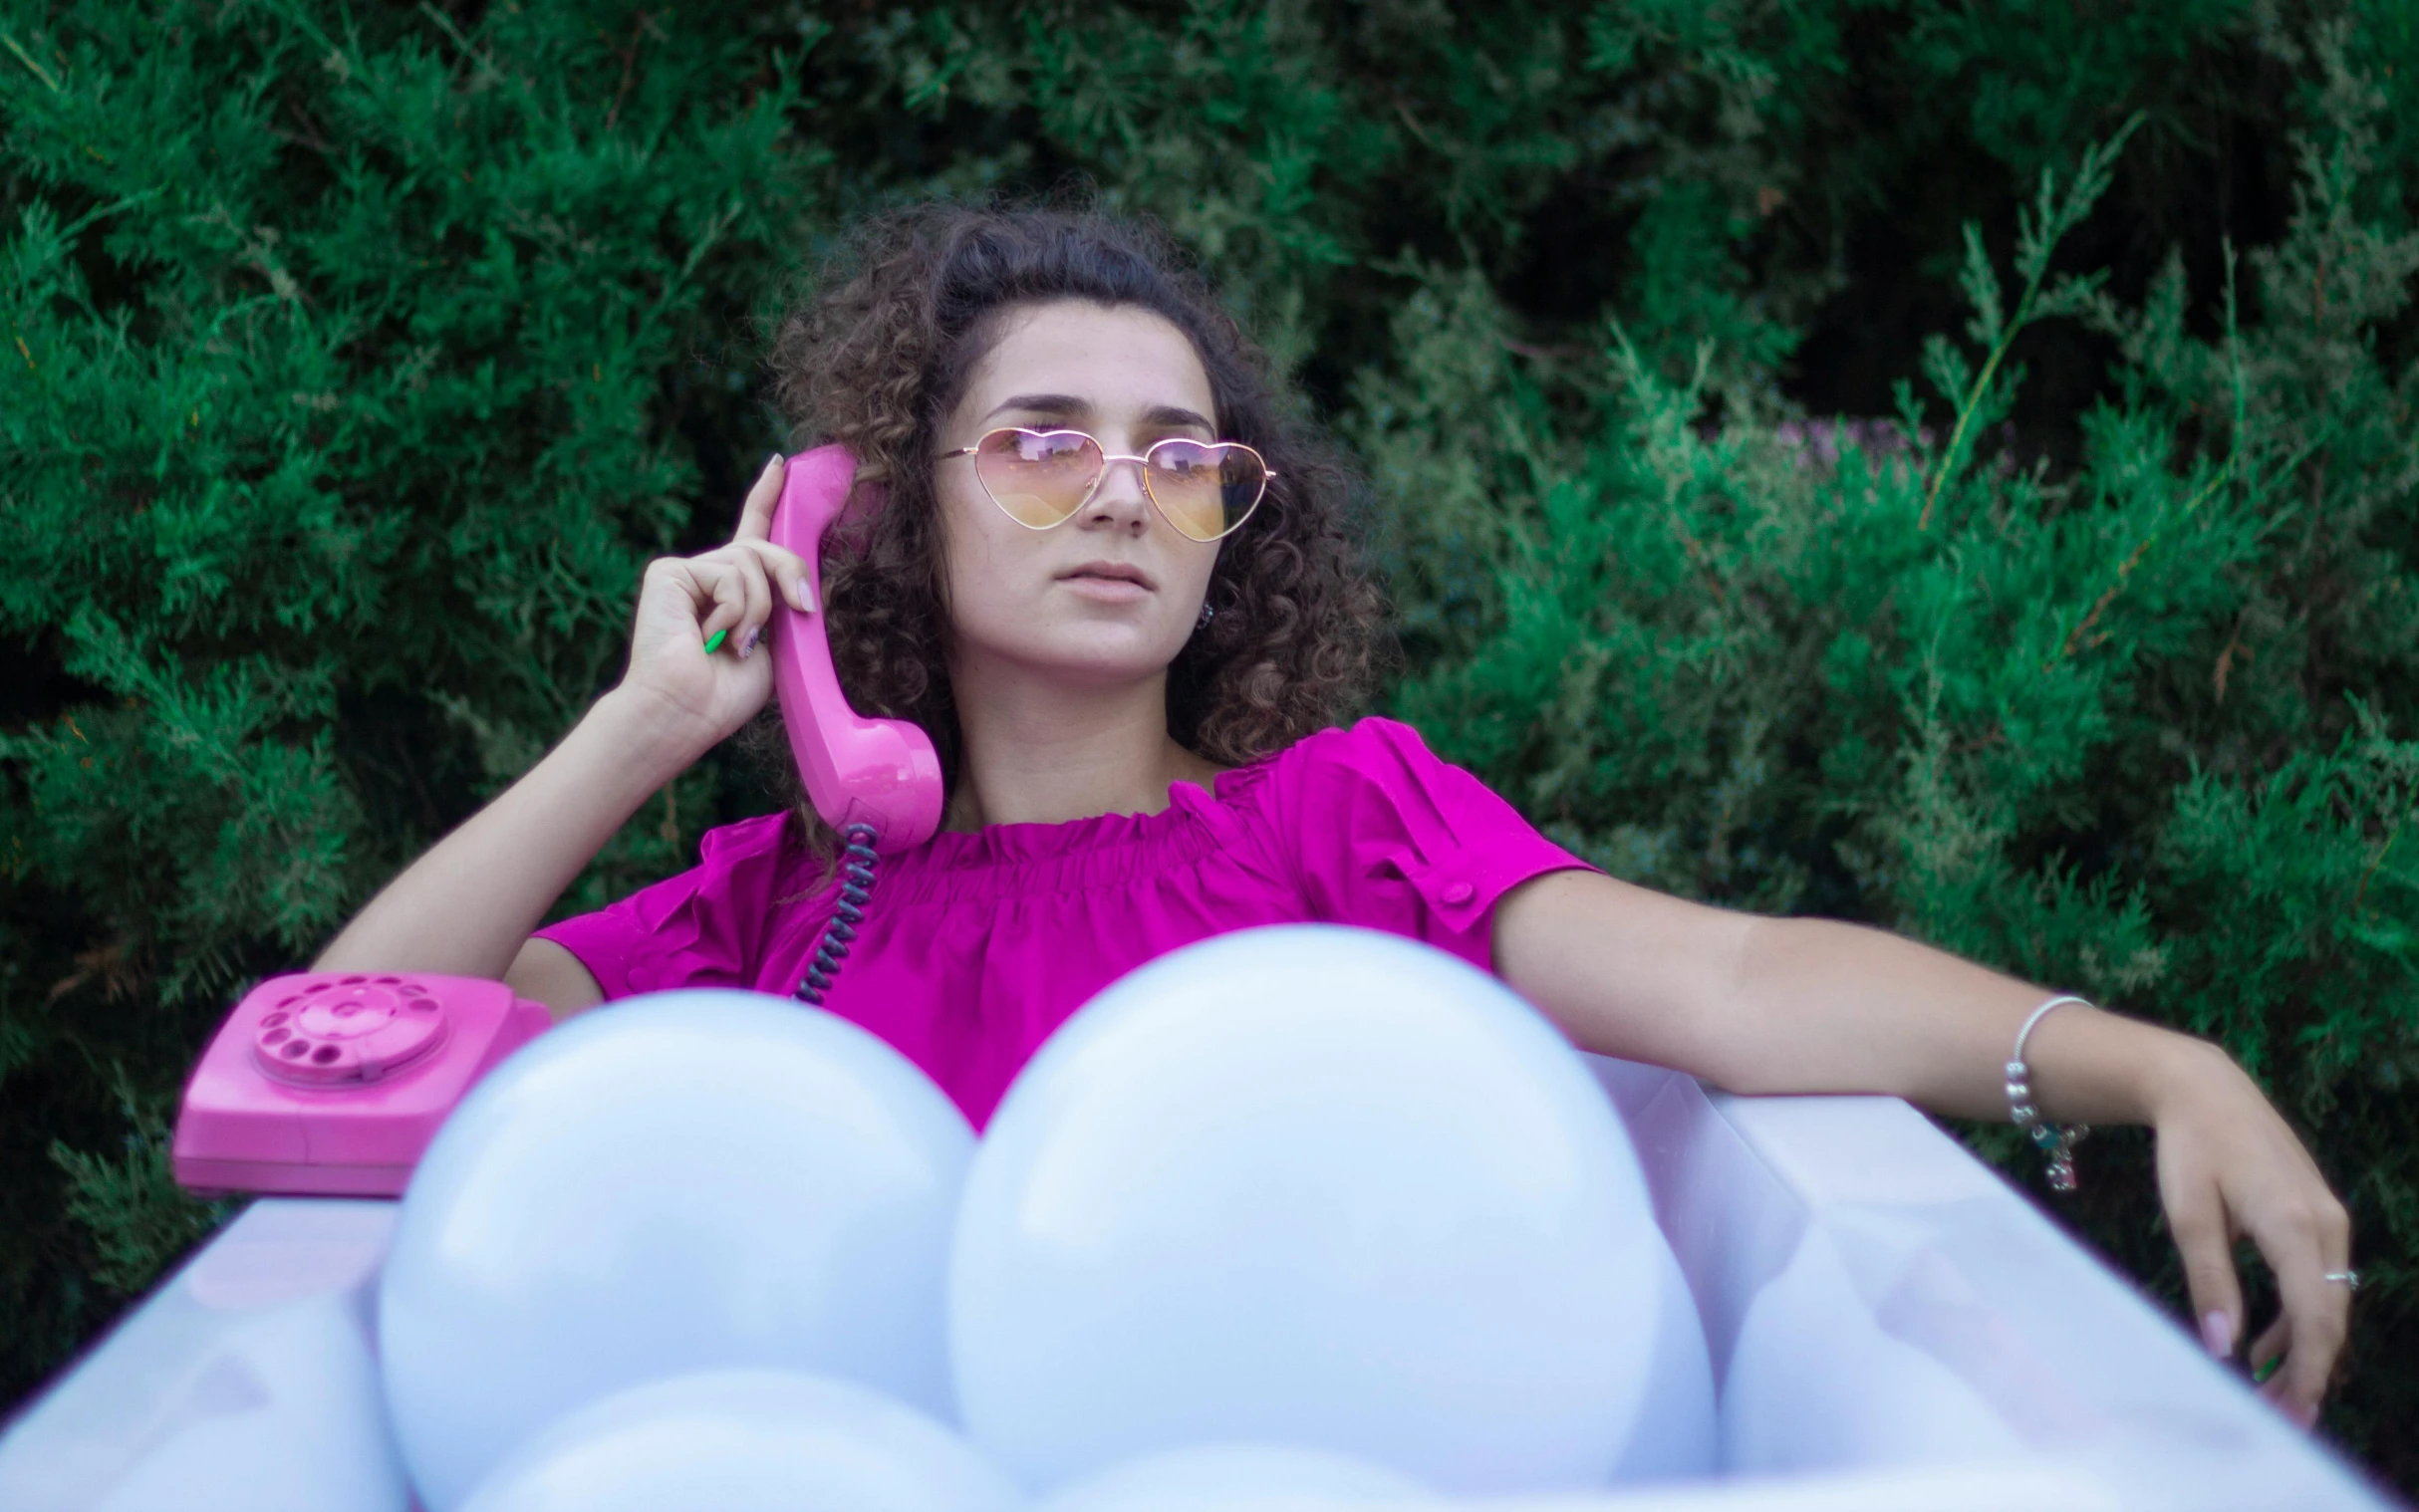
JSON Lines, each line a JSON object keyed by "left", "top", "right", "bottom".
{"left": 533, "top": 812, "right": 799, "bottom": 999}
{"left": 1254, "top": 717, "right": 1596, "bottom": 972}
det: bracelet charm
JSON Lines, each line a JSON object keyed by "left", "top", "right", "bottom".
{"left": 2009, "top": 994, "right": 2093, "bottom": 1193}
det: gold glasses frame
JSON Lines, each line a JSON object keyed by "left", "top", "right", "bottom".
{"left": 938, "top": 426, "right": 1274, "bottom": 543}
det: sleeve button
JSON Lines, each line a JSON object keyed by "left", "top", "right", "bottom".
{"left": 1440, "top": 882, "right": 1476, "bottom": 906}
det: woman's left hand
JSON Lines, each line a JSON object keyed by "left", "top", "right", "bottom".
{"left": 1491, "top": 876, "right": 2358, "bottom": 1425}
{"left": 2149, "top": 1039, "right": 2352, "bottom": 1426}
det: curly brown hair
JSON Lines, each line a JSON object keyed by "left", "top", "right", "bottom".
{"left": 754, "top": 203, "right": 1388, "bottom": 848}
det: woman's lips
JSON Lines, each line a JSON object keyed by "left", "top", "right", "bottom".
{"left": 1058, "top": 572, "right": 1154, "bottom": 604}
{"left": 1058, "top": 561, "right": 1157, "bottom": 603}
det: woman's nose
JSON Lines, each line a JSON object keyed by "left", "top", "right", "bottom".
{"left": 1083, "top": 455, "right": 1153, "bottom": 531}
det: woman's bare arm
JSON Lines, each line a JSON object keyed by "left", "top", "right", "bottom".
{"left": 314, "top": 457, "right": 813, "bottom": 1018}
{"left": 1493, "top": 867, "right": 2351, "bottom": 1426}
{"left": 1494, "top": 869, "right": 2175, "bottom": 1117}
{"left": 311, "top": 689, "right": 696, "bottom": 1004}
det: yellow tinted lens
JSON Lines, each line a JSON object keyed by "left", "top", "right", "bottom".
{"left": 976, "top": 429, "right": 1097, "bottom": 527}
{"left": 1147, "top": 440, "right": 1263, "bottom": 541}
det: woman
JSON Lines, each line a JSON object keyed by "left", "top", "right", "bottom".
{"left": 317, "top": 205, "right": 2351, "bottom": 1424}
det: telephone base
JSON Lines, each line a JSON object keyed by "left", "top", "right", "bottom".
{"left": 173, "top": 971, "right": 552, "bottom": 1199}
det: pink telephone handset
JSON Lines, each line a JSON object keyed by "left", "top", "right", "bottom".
{"left": 765, "top": 445, "right": 944, "bottom": 854}
{"left": 172, "top": 972, "right": 550, "bottom": 1197}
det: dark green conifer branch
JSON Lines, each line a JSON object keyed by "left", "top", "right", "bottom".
{"left": 1918, "top": 114, "right": 2143, "bottom": 531}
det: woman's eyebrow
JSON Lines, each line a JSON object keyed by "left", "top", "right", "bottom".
{"left": 1142, "top": 403, "right": 1214, "bottom": 431}
{"left": 984, "top": 392, "right": 1089, "bottom": 421}
{"left": 980, "top": 394, "right": 1215, "bottom": 431}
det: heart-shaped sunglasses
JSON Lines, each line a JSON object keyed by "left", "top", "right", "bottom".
{"left": 938, "top": 427, "right": 1272, "bottom": 543}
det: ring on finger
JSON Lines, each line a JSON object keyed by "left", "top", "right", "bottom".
{"left": 2321, "top": 1270, "right": 2360, "bottom": 1291}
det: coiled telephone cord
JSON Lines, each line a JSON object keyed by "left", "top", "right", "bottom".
{"left": 795, "top": 823, "right": 879, "bottom": 1008}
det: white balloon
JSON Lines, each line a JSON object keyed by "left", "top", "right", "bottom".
{"left": 950, "top": 925, "right": 1662, "bottom": 1494}
{"left": 458, "top": 1369, "right": 1024, "bottom": 1512}
{"left": 382, "top": 991, "right": 974, "bottom": 1512}
{"left": 1038, "top": 1443, "right": 1440, "bottom": 1512}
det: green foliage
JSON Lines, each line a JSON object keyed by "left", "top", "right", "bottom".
{"left": 2, "top": 0, "right": 804, "bottom": 1406}
{"left": 47, "top": 1068, "right": 232, "bottom": 1294}
{"left": 2, "top": 0, "right": 2413, "bottom": 1490}
{"left": 1382, "top": 50, "right": 2418, "bottom": 1471}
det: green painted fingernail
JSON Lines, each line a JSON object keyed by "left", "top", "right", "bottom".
{"left": 2255, "top": 1357, "right": 2281, "bottom": 1384}
{"left": 702, "top": 628, "right": 728, "bottom": 655}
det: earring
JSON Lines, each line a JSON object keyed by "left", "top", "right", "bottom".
{"left": 1196, "top": 602, "right": 1215, "bottom": 630}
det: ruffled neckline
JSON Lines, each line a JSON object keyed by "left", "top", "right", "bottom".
{"left": 909, "top": 755, "right": 1275, "bottom": 872}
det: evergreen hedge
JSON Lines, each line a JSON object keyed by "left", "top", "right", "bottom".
{"left": 4, "top": 0, "right": 2413, "bottom": 1489}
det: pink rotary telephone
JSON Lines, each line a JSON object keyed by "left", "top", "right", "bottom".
{"left": 172, "top": 973, "right": 551, "bottom": 1197}
{"left": 172, "top": 446, "right": 944, "bottom": 1197}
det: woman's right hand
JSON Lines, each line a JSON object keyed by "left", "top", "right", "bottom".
{"left": 614, "top": 453, "right": 815, "bottom": 749}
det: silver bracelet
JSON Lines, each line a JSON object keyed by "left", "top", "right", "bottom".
{"left": 2008, "top": 994, "right": 2093, "bottom": 1193}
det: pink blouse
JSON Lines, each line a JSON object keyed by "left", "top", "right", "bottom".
{"left": 536, "top": 717, "right": 1591, "bottom": 1128}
